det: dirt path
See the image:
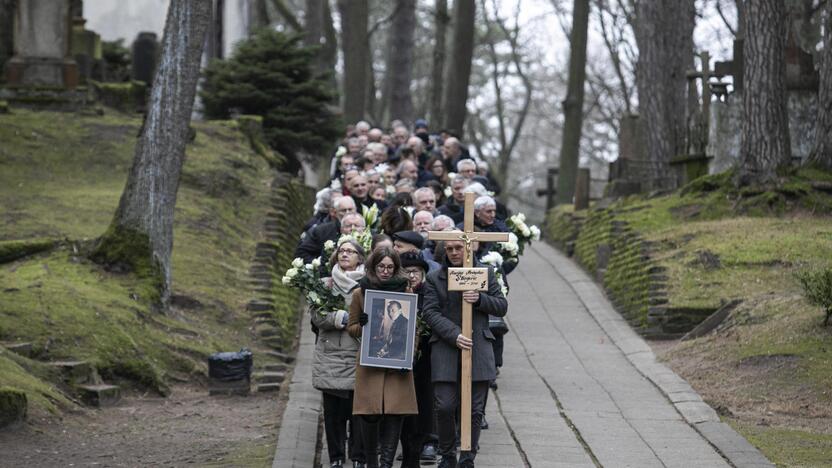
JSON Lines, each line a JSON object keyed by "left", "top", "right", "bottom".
{"left": 0, "top": 384, "right": 286, "bottom": 467}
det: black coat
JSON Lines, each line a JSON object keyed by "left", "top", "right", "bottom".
{"left": 293, "top": 220, "right": 340, "bottom": 263}
{"left": 437, "top": 199, "right": 464, "bottom": 224}
{"left": 422, "top": 259, "right": 507, "bottom": 383}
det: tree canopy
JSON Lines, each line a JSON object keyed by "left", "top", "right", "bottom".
{"left": 200, "top": 30, "right": 340, "bottom": 168}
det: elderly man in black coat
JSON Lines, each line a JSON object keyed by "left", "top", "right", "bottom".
{"left": 422, "top": 236, "right": 508, "bottom": 468}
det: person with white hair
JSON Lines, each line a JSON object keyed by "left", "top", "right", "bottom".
{"left": 456, "top": 159, "right": 477, "bottom": 180}
{"left": 420, "top": 214, "right": 454, "bottom": 263}
{"left": 303, "top": 188, "right": 340, "bottom": 234}
{"left": 355, "top": 120, "right": 371, "bottom": 136}
{"left": 456, "top": 195, "right": 509, "bottom": 235}
{"left": 412, "top": 187, "right": 437, "bottom": 214}
{"left": 294, "top": 196, "right": 357, "bottom": 263}
{"left": 398, "top": 159, "right": 419, "bottom": 184}
{"left": 412, "top": 210, "right": 434, "bottom": 239}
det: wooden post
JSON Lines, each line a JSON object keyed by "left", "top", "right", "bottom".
{"left": 426, "top": 192, "right": 508, "bottom": 450}
{"left": 574, "top": 168, "right": 590, "bottom": 210}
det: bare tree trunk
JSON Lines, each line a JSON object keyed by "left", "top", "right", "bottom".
{"left": 322, "top": 0, "right": 338, "bottom": 82}
{"left": 386, "top": 0, "right": 416, "bottom": 125}
{"left": 807, "top": 1, "right": 832, "bottom": 170}
{"left": 634, "top": 0, "right": 695, "bottom": 191}
{"left": 442, "top": 0, "right": 476, "bottom": 134}
{"left": 304, "top": 0, "right": 324, "bottom": 49}
{"left": 249, "top": 0, "right": 270, "bottom": 32}
{"left": 738, "top": 0, "right": 791, "bottom": 185}
{"left": 430, "top": 0, "right": 449, "bottom": 126}
{"left": 91, "top": 0, "right": 211, "bottom": 308}
{"left": 555, "top": 0, "right": 590, "bottom": 205}
{"left": 338, "top": 0, "right": 369, "bottom": 123}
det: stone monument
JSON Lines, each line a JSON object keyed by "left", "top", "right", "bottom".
{"left": 131, "top": 32, "right": 159, "bottom": 86}
{"left": 4, "top": 0, "right": 79, "bottom": 88}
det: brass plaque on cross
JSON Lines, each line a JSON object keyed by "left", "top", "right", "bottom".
{"left": 448, "top": 267, "right": 489, "bottom": 291}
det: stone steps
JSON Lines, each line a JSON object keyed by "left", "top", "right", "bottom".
{"left": 2, "top": 342, "right": 34, "bottom": 358}
{"left": 254, "top": 371, "right": 285, "bottom": 384}
{"left": 255, "top": 382, "right": 281, "bottom": 393}
{"left": 76, "top": 384, "right": 121, "bottom": 407}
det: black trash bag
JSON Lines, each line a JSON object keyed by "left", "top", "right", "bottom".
{"left": 208, "top": 348, "right": 253, "bottom": 381}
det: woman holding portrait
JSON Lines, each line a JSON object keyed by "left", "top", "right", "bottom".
{"left": 348, "top": 247, "right": 418, "bottom": 468}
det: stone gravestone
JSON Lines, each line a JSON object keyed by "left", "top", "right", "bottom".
{"left": 70, "top": 1, "right": 103, "bottom": 84}
{"left": 0, "top": 0, "right": 14, "bottom": 78}
{"left": 607, "top": 114, "right": 646, "bottom": 197}
{"left": 131, "top": 32, "right": 159, "bottom": 86}
{"left": 5, "top": 0, "right": 79, "bottom": 87}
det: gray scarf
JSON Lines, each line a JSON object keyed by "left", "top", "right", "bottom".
{"left": 331, "top": 264, "right": 365, "bottom": 305}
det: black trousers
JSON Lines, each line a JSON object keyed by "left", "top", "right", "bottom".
{"left": 400, "top": 344, "right": 437, "bottom": 464}
{"left": 434, "top": 380, "right": 489, "bottom": 464}
{"left": 322, "top": 391, "right": 364, "bottom": 463}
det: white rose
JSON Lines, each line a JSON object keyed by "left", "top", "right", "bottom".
{"left": 311, "top": 258, "right": 321, "bottom": 268}
{"left": 285, "top": 268, "right": 298, "bottom": 278}
{"left": 517, "top": 213, "right": 526, "bottom": 223}
{"left": 304, "top": 263, "right": 314, "bottom": 270}
{"left": 521, "top": 226, "right": 531, "bottom": 238}
{"left": 308, "top": 291, "right": 320, "bottom": 304}
{"left": 292, "top": 258, "right": 304, "bottom": 268}
{"left": 444, "top": 187, "right": 452, "bottom": 198}
{"left": 386, "top": 185, "right": 396, "bottom": 194}
{"left": 324, "top": 240, "right": 335, "bottom": 250}
{"left": 530, "top": 225, "right": 541, "bottom": 240}
{"left": 281, "top": 276, "right": 291, "bottom": 285}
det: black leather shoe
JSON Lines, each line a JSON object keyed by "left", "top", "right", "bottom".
{"left": 420, "top": 443, "right": 438, "bottom": 461}
{"left": 330, "top": 460, "right": 344, "bottom": 468}
{"left": 437, "top": 456, "right": 457, "bottom": 468}
{"left": 480, "top": 415, "right": 489, "bottom": 430}
{"left": 352, "top": 462, "right": 365, "bottom": 468}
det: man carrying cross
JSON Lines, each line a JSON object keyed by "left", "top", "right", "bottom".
{"left": 422, "top": 193, "right": 508, "bottom": 468}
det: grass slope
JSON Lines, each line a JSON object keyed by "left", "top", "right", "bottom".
{"left": 0, "top": 109, "right": 278, "bottom": 417}
{"left": 548, "top": 171, "right": 832, "bottom": 466}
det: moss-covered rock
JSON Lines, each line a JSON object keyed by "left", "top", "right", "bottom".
{"left": 0, "top": 387, "right": 27, "bottom": 428}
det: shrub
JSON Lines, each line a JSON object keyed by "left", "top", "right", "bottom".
{"left": 200, "top": 30, "right": 340, "bottom": 173}
{"left": 796, "top": 268, "right": 832, "bottom": 326}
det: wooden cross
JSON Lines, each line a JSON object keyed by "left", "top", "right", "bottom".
{"left": 427, "top": 191, "right": 509, "bottom": 450}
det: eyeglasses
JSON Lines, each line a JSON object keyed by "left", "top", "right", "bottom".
{"left": 338, "top": 248, "right": 359, "bottom": 255}
{"left": 376, "top": 264, "right": 395, "bottom": 272}
{"left": 404, "top": 268, "right": 423, "bottom": 277}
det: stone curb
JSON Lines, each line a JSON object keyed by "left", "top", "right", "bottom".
{"left": 533, "top": 242, "right": 774, "bottom": 468}
{"left": 272, "top": 311, "right": 321, "bottom": 468}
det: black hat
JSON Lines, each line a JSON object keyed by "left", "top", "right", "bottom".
{"left": 392, "top": 230, "right": 424, "bottom": 249}
{"left": 399, "top": 251, "right": 428, "bottom": 272}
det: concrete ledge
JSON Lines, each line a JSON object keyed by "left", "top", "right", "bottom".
{"left": 533, "top": 242, "right": 774, "bottom": 468}
{"left": 272, "top": 311, "right": 321, "bottom": 468}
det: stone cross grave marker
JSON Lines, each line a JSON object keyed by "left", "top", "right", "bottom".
{"left": 427, "top": 191, "right": 508, "bottom": 450}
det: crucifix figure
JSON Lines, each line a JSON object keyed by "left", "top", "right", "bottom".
{"left": 426, "top": 192, "right": 509, "bottom": 452}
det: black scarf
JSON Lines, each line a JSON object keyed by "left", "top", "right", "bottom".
{"left": 358, "top": 275, "right": 408, "bottom": 292}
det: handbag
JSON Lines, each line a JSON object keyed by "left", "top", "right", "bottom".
{"left": 488, "top": 314, "right": 509, "bottom": 336}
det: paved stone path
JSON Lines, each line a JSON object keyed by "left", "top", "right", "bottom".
{"left": 274, "top": 242, "right": 773, "bottom": 467}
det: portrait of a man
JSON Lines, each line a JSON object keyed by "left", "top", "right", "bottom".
{"left": 360, "top": 291, "right": 418, "bottom": 369}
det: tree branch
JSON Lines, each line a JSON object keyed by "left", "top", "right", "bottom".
{"left": 270, "top": 0, "right": 302, "bottom": 32}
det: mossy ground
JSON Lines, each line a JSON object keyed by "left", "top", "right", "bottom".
{"left": 548, "top": 170, "right": 832, "bottom": 465}
{"left": 0, "top": 109, "right": 284, "bottom": 417}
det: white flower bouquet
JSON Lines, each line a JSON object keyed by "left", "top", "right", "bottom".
{"left": 505, "top": 212, "right": 541, "bottom": 256}
{"left": 282, "top": 257, "right": 344, "bottom": 314}
{"left": 479, "top": 251, "right": 509, "bottom": 296}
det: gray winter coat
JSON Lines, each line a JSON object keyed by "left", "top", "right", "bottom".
{"left": 422, "top": 262, "right": 508, "bottom": 383}
{"left": 311, "top": 289, "right": 361, "bottom": 391}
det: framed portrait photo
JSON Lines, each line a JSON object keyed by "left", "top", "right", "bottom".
{"left": 359, "top": 289, "right": 419, "bottom": 370}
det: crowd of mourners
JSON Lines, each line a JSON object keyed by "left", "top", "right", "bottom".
{"left": 290, "top": 118, "right": 529, "bottom": 468}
